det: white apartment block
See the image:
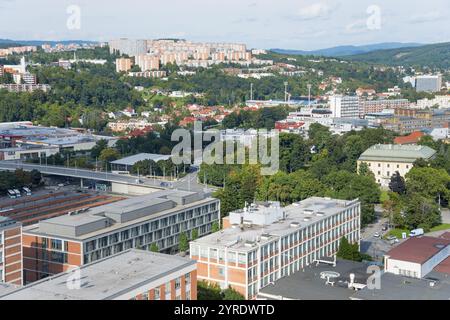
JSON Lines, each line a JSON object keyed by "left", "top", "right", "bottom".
{"left": 329, "top": 95, "right": 360, "bottom": 118}
{"left": 190, "top": 197, "right": 361, "bottom": 299}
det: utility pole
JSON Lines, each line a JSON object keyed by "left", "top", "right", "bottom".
{"left": 250, "top": 83, "right": 254, "bottom": 101}
{"left": 307, "top": 84, "right": 312, "bottom": 107}
{"left": 284, "top": 82, "right": 288, "bottom": 103}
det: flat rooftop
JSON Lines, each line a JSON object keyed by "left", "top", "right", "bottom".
{"left": 386, "top": 236, "right": 450, "bottom": 264}
{"left": 0, "top": 249, "right": 195, "bottom": 300}
{"left": 352, "top": 271, "right": 450, "bottom": 300}
{"left": 192, "top": 197, "right": 360, "bottom": 252}
{"left": 259, "top": 259, "right": 372, "bottom": 300}
{"left": 359, "top": 144, "right": 436, "bottom": 163}
{"left": 24, "top": 190, "right": 216, "bottom": 241}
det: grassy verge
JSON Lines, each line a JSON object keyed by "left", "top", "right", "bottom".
{"left": 428, "top": 224, "right": 450, "bottom": 233}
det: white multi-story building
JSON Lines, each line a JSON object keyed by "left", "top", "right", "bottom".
{"left": 329, "top": 95, "right": 360, "bottom": 118}
{"left": 357, "top": 144, "right": 437, "bottom": 187}
{"left": 415, "top": 75, "right": 443, "bottom": 93}
{"left": 190, "top": 197, "right": 361, "bottom": 299}
{"left": 416, "top": 95, "right": 450, "bottom": 109}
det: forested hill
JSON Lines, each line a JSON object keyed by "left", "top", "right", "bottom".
{"left": 344, "top": 42, "right": 450, "bottom": 68}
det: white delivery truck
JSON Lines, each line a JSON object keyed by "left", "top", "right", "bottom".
{"left": 409, "top": 228, "right": 424, "bottom": 237}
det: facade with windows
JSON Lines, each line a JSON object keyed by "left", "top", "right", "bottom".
{"left": 190, "top": 197, "right": 361, "bottom": 299}
{"left": 22, "top": 190, "right": 219, "bottom": 284}
{"left": 357, "top": 144, "right": 436, "bottom": 188}
{"left": 0, "top": 249, "right": 197, "bottom": 300}
{"left": 0, "top": 217, "right": 22, "bottom": 285}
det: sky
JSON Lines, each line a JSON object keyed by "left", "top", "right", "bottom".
{"left": 0, "top": 0, "right": 449, "bottom": 50}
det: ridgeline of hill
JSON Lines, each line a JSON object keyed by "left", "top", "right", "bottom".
{"left": 270, "top": 42, "right": 423, "bottom": 57}
{"left": 344, "top": 42, "right": 450, "bottom": 69}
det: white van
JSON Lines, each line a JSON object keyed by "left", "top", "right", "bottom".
{"left": 409, "top": 228, "right": 424, "bottom": 237}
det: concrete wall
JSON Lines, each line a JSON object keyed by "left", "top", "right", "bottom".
{"left": 385, "top": 257, "right": 421, "bottom": 278}
{"left": 111, "top": 182, "right": 161, "bottom": 195}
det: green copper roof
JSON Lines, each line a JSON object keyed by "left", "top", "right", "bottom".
{"left": 358, "top": 144, "right": 436, "bottom": 163}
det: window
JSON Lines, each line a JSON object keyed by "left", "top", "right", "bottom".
{"left": 142, "top": 292, "right": 149, "bottom": 300}
{"left": 0, "top": 233, "right": 2, "bottom": 245}
{"left": 154, "top": 288, "right": 160, "bottom": 300}
{"left": 51, "top": 239, "right": 62, "bottom": 251}
{"left": 175, "top": 278, "right": 181, "bottom": 290}
{"left": 218, "top": 267, "right": 225, "bottom": 278}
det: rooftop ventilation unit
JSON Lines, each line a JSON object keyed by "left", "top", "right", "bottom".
{"left": 303, "top": 217, "right": 312, "bottom": 222}
{"left": 290, "top": 222, "right": 301, "bottom": 228}
{"left": 244, "top": 241, "right": 255, "bottom": 248}
{"left": 303, "top": 209, "right": 314, "bottom": 215}
{"left": 261, "top": 234, "right": 271, "bottom": 240}
{"left": 316, "top": 212, "right": 325, "bottom": 217}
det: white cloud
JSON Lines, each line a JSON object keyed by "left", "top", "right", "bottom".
{"left": 344, "top": 19, "right": 368, "bottom": 34}
{"left": 409, "top": 11, "right": 444, "bottom": 23}
{"left": 297, "top": 2, "right": 336, "bottom": 20}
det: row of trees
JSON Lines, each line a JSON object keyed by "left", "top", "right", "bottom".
{"left": 201, "top": 125, "right": 395, "bottom": 226}
{"left": 0, "top": 169, "right": 42, "bottom": 194}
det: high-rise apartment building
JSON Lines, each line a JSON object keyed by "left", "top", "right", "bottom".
{"left": 190, "top": 197, "right": 361, "bottom": 299}
{"left": 415, "top": 75, "right": 443, "bottom": 93}
{"left": 109, "top": 39, "right": 147, "bottom": 56}
{"left": 22, "top": 190, "right": 220, "bottom": 284}
{"left": 135, "top": 55, "right": 160, "bottom": 71}
{"left": 115, "top": 58, "right": 133, "bottom": 73}
{"left": 330, "top": 95, "right": 360, "bottom": 118}
{"left": 0, "top": 217, "right": 22, "bottom": 285}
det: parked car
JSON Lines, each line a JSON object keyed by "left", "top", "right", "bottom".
{"left": 374, "top": 232, "right": 381, "bottom": 238}
{"left": 382, "top": 224, "right": 388, "bottom": 232}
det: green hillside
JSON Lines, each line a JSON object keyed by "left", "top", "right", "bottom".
{"left": 345, "top": 42, "right": 450, "bottom": 69}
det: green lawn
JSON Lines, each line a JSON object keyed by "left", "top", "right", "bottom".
{"left": 383, "top": 224, "right": 450, "bottom": 240}
{"left": 383, "top": 228, "right": 408, "bottom": 240}
{"left": 429, "top": 224, "right": 450, "bottom": 233}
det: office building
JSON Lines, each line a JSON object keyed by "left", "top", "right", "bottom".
{"left": 22, "top": 190, "right": 220, "bottom": 283}
{"left": 0, "top": 249, "right": 197, "bottom": 300}
{"left": 190, "top": 197, "right": 361, "bottom": 299}
{"left": 0, "top": 217, "right": 22, "bottom": 285}
{"left": 116, "top": 58, "right": 133, "bottom": 73}
{"left": 415, "top": 75, "right": 443, "bottom": 93}
{"left": 329, "top": 95, "right": 360, "bottom": 118}
{"left": 357, "top": 144, "right": 437, "bottom": 187}
{"left": 360, "top": 99, "right": 410, "bottom": 116}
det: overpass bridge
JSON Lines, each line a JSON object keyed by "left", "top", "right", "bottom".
{"left": 0, "top": 161, "right": 209, "bottom": 194}
{"left": 0, "top": 161, "right": 168, "bottom": 194}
